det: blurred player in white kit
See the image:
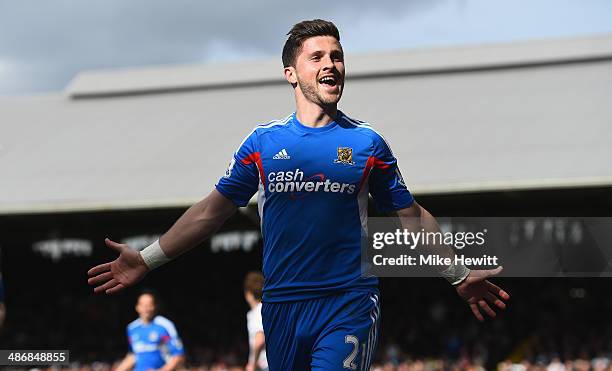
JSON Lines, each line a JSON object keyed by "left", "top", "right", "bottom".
{"left": 244, "top": 271, "right": 268, "bottom": 371}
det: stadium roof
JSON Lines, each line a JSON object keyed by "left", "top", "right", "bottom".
{"left": 1, "top": 34, "right": 612, "bottom": 214}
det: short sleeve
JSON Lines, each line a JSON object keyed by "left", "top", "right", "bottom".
{"left": 160, "top": 322, "right": 184, "bottom": 356}
{"left": 253, "top": 305, "right": 264, "bottom": 333}
{"left": 368, "top": 134, "right": 414, "bottom": 213}
{"left": 215, "top": 131, "right": 261, "bottom": 207}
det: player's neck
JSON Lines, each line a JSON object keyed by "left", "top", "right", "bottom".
{"left": 140, "top": 316, "right": 154, "bottom": 324}
{"left": 295, "top": 101, "right": 338, "bottom": 128}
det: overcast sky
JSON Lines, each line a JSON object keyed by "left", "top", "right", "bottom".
{"left": 1, "top": 0, "right": 611, "bottom": 96}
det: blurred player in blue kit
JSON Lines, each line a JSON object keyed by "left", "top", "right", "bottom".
{"left": 89, "top": 19, "right": 510, "bottom": 370}
{"left": 115, "top": 291, "right": 185, "bottom": 371}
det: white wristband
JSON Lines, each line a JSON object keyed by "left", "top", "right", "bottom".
{"left": 140, "top": 239, "right": 171, "bottom": 270}
{"left": 441, "top": 262, "right": 470, "bottom": 286}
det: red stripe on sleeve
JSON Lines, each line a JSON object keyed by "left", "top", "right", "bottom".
{"left": 241, "top": 152, "right": 266, "bottom": 186}
{"left": 358, "top": 156, "right": 390, "bottom": 192}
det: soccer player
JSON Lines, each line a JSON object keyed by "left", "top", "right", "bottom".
{"left": 115, "top": 290, "right": 185, "bottom": 371}
{"left": 244, "top": 271, "right": 268, "bottom": 371}
{"left": 88, "top": 19, "right": 510, "bottom": 370}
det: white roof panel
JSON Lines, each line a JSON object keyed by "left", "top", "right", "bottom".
{"left": 1, "top": 34, "right": 611, "bottom": 214}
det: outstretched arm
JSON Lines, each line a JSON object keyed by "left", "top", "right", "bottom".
{"left": 87, "top": 189, "right": 237, "bottom": 294}
{"left": 392, "top": 202, "right": 510, "bottom": 321}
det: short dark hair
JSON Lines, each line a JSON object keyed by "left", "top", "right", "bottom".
{"left": 243, "top": 271, "right": 264, "bottom": 301}
{"left": 282, "top": 19, "right": 341, "bottom": 67}
{"left": 138, "top": 288, "right": 160, "bottom": 309}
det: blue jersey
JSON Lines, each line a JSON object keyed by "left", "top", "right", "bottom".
{"left": 216, "top": 111, "right": 414, "bottom": 302}
{"left": 127, "top": 315, "right": 184, "bottom": 371}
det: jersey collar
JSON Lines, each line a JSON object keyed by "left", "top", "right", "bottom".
{"left": 291, "top": 111, "right": 341, "bottom": 133}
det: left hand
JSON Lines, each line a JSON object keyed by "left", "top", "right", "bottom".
{"left": 455, "top": 266, "right": 510, "bottom": 321}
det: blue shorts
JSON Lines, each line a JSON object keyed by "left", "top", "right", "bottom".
{"left": 262, "top": 291, "right": 381, "bottom": 371}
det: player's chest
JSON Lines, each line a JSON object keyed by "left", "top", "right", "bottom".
{"left": 259, "top": 136, "right": 371, "bottom": 194}
{"left": 130, "top": 329, "right": 163, "bottom": 348}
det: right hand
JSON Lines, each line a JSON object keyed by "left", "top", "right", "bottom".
{"left": 87, "top": 238, "right": 150, "bottom": 294}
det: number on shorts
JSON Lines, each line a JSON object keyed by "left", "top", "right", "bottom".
{"left": 343, "top": 335, "right": 359, "bottom": 370}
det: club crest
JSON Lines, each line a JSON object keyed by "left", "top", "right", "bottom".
{"left": 333, "top": 147, "right": 355, "bottom": 165}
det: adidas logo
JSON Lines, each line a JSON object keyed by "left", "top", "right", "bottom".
{"left": 273, "top": 149, "right": 291, "bottom": 160}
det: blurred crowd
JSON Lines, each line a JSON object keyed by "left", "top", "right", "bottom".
{"left": 368, "top": 351, "right": 612, "bottom": 370}
{"left": 4, "top": 355, "right": 612, "bottom": 371}
{"left": 2, "top": 248, "right": 612, "bottom": 371}
{"left": 3, "top": 278, "right": 612, "bottom": 370}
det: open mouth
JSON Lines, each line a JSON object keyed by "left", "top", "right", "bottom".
{"left": 318, "top": 76, "right": 338, "bottom": 87}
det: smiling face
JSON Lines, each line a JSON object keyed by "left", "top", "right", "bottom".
{"left": 135, "top": 293, "right": 156, "bottom": 323}
{"left": 285, "top": 35, "right": 345, "bottom": 107}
